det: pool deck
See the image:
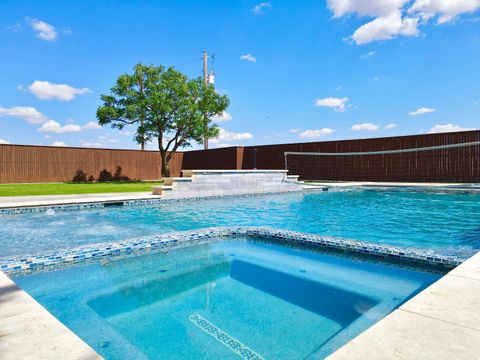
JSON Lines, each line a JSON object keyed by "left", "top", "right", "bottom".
{"left": 0, "top": 271, "right": 102, "bottom": 360}
{"left": 0, "top": 192, "right": 160, "bottom": 209}
{"left": 328, "top": 251, "right": 480, "bottom": 360}
{"left": 305, "top": 181, "right": 480, "bottom": 191}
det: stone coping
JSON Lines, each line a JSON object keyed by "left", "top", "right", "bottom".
{"left": 0, "top": 188, "right": 302, "bottom": 214}
{"left": 308, "top": 181, "right": 480, "bottom": 190}
{"left": 0, "top": 272, "right": 102, "bottom": 360}
{"left": 0, "top": 192, "right": 160, "bottom": 210}
{"left": 327, "top": 251, "right": 480, "bottom": 360}
{"left": 1, "top": 227, "right": 463, "bottom": 276}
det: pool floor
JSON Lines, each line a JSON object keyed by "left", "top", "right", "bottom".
{"left": 13, "top": 238, "right": 441, "bottom": 359}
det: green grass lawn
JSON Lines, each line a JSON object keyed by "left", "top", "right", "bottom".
{"left": 0, "top": 181, "right": 164, "bottom": 197}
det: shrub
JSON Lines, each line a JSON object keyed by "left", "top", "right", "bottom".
{"left": 72, "top": 169, "right": 88, "bottom": 183}
{"left": 113, "top": 166, "right": 130, "bottom": 181}
{"left": 98, "top": 169, "right": 113, "bottom": 182}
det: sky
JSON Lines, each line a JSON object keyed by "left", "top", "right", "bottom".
{"left": 0, "top": 0, "right": 479, "bottom": 150}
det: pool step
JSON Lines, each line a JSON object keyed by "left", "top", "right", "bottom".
{"left": 162, "top": 177, "right": 193, "bottom": 186}
{"left": 152, "top": 185, "right": 173, "bottom": 195}
{"left": 285, "top": 174, "right": 301, "bottom": 183}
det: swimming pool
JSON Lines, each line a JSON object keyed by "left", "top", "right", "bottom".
{"left": 1, "top": 188, "right": 479, "bottom": 259}
{"left": 12, "top": 238, "right": 440, "bottom": 359}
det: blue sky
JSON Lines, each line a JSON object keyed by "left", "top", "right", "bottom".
{"left": 1, "top": 0, "right": 479, "bottom": 150}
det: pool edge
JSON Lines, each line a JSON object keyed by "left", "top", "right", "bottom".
{"left": 0, "top": 271, "right": 103, "bottom": 360}
{"left": 1, "top": 227, "right": 463, "bottom": 275}
{"left": 2, "top": 249, "right": 479, "bottom": 360}
{"left": 327, "top": 250, "right": 480, "bottom": 360}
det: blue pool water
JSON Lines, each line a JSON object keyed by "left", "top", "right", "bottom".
{"left": 13, "top": 239, "right": 440, "bottom": 359}
{"left": 1, "top": 188, "right": 479, "bottom": 258}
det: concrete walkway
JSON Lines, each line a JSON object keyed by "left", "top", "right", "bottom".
{"left": 307, "top": 181, "right": 480, "bottom": 190}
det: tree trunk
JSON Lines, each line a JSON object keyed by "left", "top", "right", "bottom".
{"left": 160, "top": 149, "right": 170, "bottom": 178}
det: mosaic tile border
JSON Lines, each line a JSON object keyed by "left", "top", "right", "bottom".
{"left": 0, "top": 227, "right": 464, "bottom": 275}
{"left": 0, "top": 188, "right": 303, "bottom": 215}
{"left": 189, "top": 314, "right": 265, "bottom": 360}
{"left": 0, "top": 202, "right": 105, "bottom": 215}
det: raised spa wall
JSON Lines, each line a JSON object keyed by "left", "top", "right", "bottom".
{"left": 153, "top": 169, "right": 303, "bottom": 197}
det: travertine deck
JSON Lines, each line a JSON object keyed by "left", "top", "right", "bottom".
{"left": 307, "top": 181, "right": 480, "bottom": 190}
{"left": 0, "top": 272, "right": 102, "bottom": 360}
{"left": 0, "top": 192, "right": 159, "bottom": 209}
{"left": 328, "top": 251, "right": 480, "bottom": 360}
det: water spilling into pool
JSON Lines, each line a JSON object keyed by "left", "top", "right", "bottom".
{"left": 1, "top": 188, "right": 479, "bottom": 259}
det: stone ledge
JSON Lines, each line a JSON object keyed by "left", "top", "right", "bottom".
{"left": 0, "top": 272, "right": 102, "bottom": 360}
{"left": 327, "top": 251, "right": 480, "bottom": 360}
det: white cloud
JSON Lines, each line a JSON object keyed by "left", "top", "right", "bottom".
{"left": 25, "top": 18, "right": 57, "bottom": 41}
{"left": 211, "top": 111, "right": 232, "bottom": 122}
{"left": 240, "top": 54, "right": 257, "bottom": 62}
{"left": 82, "top": 121, "right": 102, "bottom": 130}
{"left": 299, "top": 128, "right": 335, "bottom": 138}
{"left": 51, "top": 141, "right": 66, "bottom": 147}
{"left": 315, "top": 97, "right": 350, "bottom": 112}
{"left": 121, "top": 129, "right": 136, "bottom": 136}
{"left": 38, "top": 120, "right": 82, "bottom": 133}
{"left": 289, "top": 128, "right": 302, "bottom": 133}
{"left": 351, "top": 123, "right": 380, "bottom": 131}
{"left": 360, "top": 50, "right": 377, "bottom": 59}
{"left": 428, "top": 124, "right": 477, "bottom": 134}
{"left": 328, "top": 0, "right": 409, "bottom": 18}
{"left": 210, "top": 128, "right": 254, "bottom": 143}
{"left": 0, "top": 139, "right": 10, "bottom": 144}
{"left": 212, "top": 143, "right": 240, "bottom": 148}
{"left": 252, "top": 2, "right": 271, "bottom": 15}
{"left": 6, "top": 23, "right": 22, "bottom": 33}
{"left": 384, "top": 123, "right": 397, "bottom": 129}
{"left": 352, "top": 11, "right": 419, "bottom": 45}
{"left": 28, "top": 81, "right": 92, "bottom": 101}
{"left": 409, "top": 107, "right": 436, "bottom": 116}
{"left": 409, "top": 0, "right": 480, "bottom": 24}
{"left": 80, "top": 141, "right": 104, "bottom": 148}
{"left": 0, "top": 106, "right": 50, "bottom": 124}
{"left": 327, "top": 0, "right": 480, "bottom": 44}
{"left": 98, "top": 135, "right": 118, "bottom": 143}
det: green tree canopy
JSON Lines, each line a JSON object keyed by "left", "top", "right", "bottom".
{"left": 96, "top": 64, "right": 229, "bottom": 177}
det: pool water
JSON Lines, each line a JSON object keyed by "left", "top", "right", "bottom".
{"left": 13, "top": 239, "right": 440, "bottom": 359}
{"left": 1, "top": 188, "right": 480, "bottom": 258}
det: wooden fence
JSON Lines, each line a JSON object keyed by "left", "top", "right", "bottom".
{"left": 242, "top": 130, "right": 480, "bottom": 183}
{"left": 0, "top": 130, "right": 479, "bottom": 183}
{"left": 0, "top": 145, "right": 182, "bottom": 183}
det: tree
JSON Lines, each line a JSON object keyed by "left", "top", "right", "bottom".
{"left": 96, "top": 64, "right": 229, "bottom": 177}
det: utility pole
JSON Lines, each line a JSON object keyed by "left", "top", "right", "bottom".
{"left": 203, "top": 50, "right": 209, "bottom": 150}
